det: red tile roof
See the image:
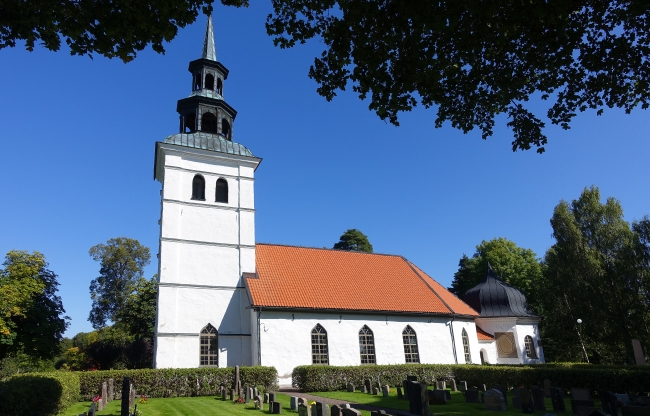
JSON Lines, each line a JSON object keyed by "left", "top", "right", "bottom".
{"left": 247, "top": 244, "right": 479, "bottom": 317}
{"left": 476, "top": 326, "right": 495, "bottom": 340}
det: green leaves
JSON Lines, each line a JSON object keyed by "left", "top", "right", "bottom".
{"left": 333, "top": 229, "right": 373, "bottom": 253}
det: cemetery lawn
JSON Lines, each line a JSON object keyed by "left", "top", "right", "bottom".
{"left": 311, "top": 389, "right": 574, "bottom": 416}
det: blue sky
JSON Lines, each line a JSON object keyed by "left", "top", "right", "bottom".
{"left": 0, "top": 3, "right": 648, "bottom": 338}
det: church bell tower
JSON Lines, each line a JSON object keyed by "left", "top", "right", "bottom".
{"left": 153, "top": 15, "right": 261, "bottom": 369}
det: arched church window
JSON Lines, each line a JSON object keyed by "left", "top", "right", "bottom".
{"left": 184, "top": 113, "right": 196, "bottom": 133}
{"left": 215, "top": 178, "right": 228, "bottom": 203}
{"left": 201, "top": 112, "right": 218, "bottom": 133}
{"left": 192, "top": 174, "right": 205, "bottom": 200}
{"left": 205, "top": 74, "right": 215, "bottom": 90}
{"left": 193, "top": 72, "right": 201, "bottom": 91}
{"left": 217, "top": 78, "right": 223, "bottom": 95}
{"left": 221, "top": 119, "right": 231, "bottom": 140}
{"left": 462, "top": 328, "right": 471, "bottom": 363}
{"left": 200, "top": 323, "right": 218, "bottom": 366}
{"left": 402, "top": 325, "right": 420, "bottom": 363}
{"left": 524, "top": 335, "right": 537, "bottom": 358}
{"left": 311, "top": 324, "right": 329, "bottom": 364}
{"left": 359, "top": 325, "right": 376, "bottom": 364}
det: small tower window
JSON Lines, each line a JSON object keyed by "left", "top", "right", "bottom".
{"left": 201, "top": 112, "right": 218, "bottom": 133}
{"left": 192, "top": 174, "right": 205, "bottom": 200}
{"left": 311, "top": 324, "right": 329, "bottom": 365}
{"left": 184, "top": 113, "right": 196, "bottom": 133}
{"left": 205, "top": 74, "right": 215, "bottom": 90}
{"left": 221, "top": 119, "right": 231, "bottom": 140}
{"left": 193, "top": 72, "right": 201, "bottom": 91}
{"left": 217, "top": 78, "right": 223, "bottom": 95}
{"left": 462, "top": 328, "right": 471, "bottom": 363}
{"left": 199, "top": 323, "right": 218, "bottom": 366}
{"left": 359, "top": 325, "right": 376, "bottom": 364}
{"left": 402, "top": 325, "right": 420, "bottom": 363}
{"left": 215, "top": 178, "right": 228, "bottom": 203}
{"left": 524, "top": 335, "right": 537, "bottom": 358}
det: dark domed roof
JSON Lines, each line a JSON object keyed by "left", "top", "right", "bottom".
{"left": 462, "top": 264, "right": 536, "bottom": 317}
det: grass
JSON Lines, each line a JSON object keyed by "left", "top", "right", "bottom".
{"left": 311, "top": 388, "right": 575, "bottom": 416}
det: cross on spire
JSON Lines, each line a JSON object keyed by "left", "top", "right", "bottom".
{"left": 202, "top": 15, "right": 216, "bottom": 61}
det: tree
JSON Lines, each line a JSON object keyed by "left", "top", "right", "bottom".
{"left": 539, "top": 186, "right": 650, "bottom": 363}
{"left": 88, "top": 238, "right": 151, "bottom": 329}
{"left": 333, "top": 229, "right": 373, "bottom": 253}
{"left": 117, "top": 276, "right": 158, "bottom": 340}
{"left": 448, "top": 238, "right": 542, "bottom": 303}
{"left": 0, "top": 251, "right": 69, "bottom": 361}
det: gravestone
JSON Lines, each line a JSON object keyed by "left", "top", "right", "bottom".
{"left": 459, "top": 381, "right": 468, "bottom": 392}
{"left": 365, "top": 379, "right": 372, "bottom": 393}
{"left": 532, "top": 386, "right": 547, "bottom": 411}
{"left": 97, "top": 398, "right": 104, "bottom": 412}
{"left": 88, "top": 402, "right": 96, "bottom": 416}
{"left": 244, "top": 386, "right": 250, "bottom": 403}
{"left": 513, "top": 388, "right": 522, "bottom": 409}
{"left": 576, "top": 407, "right": 599, "bottom": 416}
{"left": 632, "top": 339, "right": 648, "bottom": 365}
{"left": 230, "top": 389, "right": 236, "bottom": 401}
{"left": 407, "top": 375, "right": 418, "bottom": 382}
{"left": 347, "top": 383, "right": 355, "bottom": 392}
{"left": 298, "top": 398, "right": 307, "bottom": 406}
{"left": 129, "top": 384, "right": 136, "bottom": 407}
{"left": 316, "top": 402, "right": 330, "bottom": 416}
{"left": 235, "top": 365, "right": 241, "bottom": 396}
{"left": 298, "top": 403, "right": 311, "bottom": 416}
{"left": 264, "top": 393, "right": 270, "bottom": 403}
{"left": 108, "top": 378, "right": 114, "bottom": 401}
{"left": 342, "top": 404, "right": 351, "bottom": 409}
{"left": 586, "top": 410, "right": 608, "bottom": 416}
{"left": 382, "top": 385, "right": 390, "bottom": 397}
{"left": 544, "top": 379, "right": 552, "bottom": 398}
{"left": 331, "top": 405, "right": 341, "bottom": 416}
{"left": 291, "top": 396, "right": 299, "bottom": 410}
{"left": 437, "top": 381, "right": 446, "bottom": 390}
{"left": 599, "top": 391, "right": 618, "bottom": 416}
{"left": 450, "top": 379, "right": 457, "bottom": 391}
{"left": 254, "top": 387, "right": 259, "bottom": 397}
{"left": 636, "top": 397, "right": 650, "bottom": 406}
{"left": 572, "top": 400, "right": 596, "bottom": 415}
{"left": 408, "top": 381, "right": 433, "bottom": 416}
{"left": 341, "top": 409, "right": 362, "bottom": 416}
{"left": 120, "top": 377, "right": 130, "bottom": 416}
{"left": 571, "top": 388, "right": 593, "bottom": 415}
{"left": 466, "top": 389, "right": 480, "bottom": 404}
{"left": 571, "top": 389, "right": 591, "bottom": 401}
{"left": 493, "top": 385, "right": 508, "bottom": 406}
{"left": 222, "top": 388, "right": 227, "bottom": 401}
{"left": 520, "top": 388, "right": 534, "bottom": 414}
{"left": 481, "top": 384, "right": 488, "bottom": 392}
{"left": 373, "top": 387, "right": 379, "bottom": 395}
{"left": 269, "top": 392, "right": 277, "bottom": 403}
{"left": 101, "top": 382, "right": 108, "bottom": 410}
{"left": 621, "top": 406, "right": 650, "bottom": 416}
{"left": 397, "top": 386, "right": 403, "bottom": 399}
{"left": 429, "top": 389, "right": 448, "bottom": 405}
{"left": 271, "top": 401, "right": 282, "bottom": 414}
{"left": 551, "top": 387, "right": 566, "bottom": 413}
{"left": 616, "top": 394, "right": 631, "bottom": 406}
{"left": 484, "top": 389, "right": 507, "bottom": 411}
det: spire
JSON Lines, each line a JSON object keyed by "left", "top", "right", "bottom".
{"left": 201, "top": 15, "right": 216, "bottom": 61}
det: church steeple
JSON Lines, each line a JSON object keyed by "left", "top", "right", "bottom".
{"left": 176, "top": 15, "right": 236, "bottom": 141}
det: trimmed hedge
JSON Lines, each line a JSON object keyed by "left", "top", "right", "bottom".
{"left": 293, "top": 364, "right": 650, "bottom": 393}
{"left": 78, "top": 366, "right": 278, "bottom": 400}
{"left": 0, "top": 371, "right": 80, "bottom": 416}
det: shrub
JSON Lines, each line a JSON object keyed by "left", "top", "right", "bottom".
{"left": 0, "top": 371, "right": 80, "bottom": 416}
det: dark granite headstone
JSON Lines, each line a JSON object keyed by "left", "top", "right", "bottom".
{"left": 544, "top": 379, "right": 552, "bottom": 398}
{"left": 466, "top": 389, "right": 480, "bottom": 403}
{"left": 263, "top": 392, "right": 268, "bottom": 403}
{"left": 89, "top": 402, "right": 96, "bottom": 416}
{"left": 298, "top": 404, "right": 311, "bottom": 416}
{"left": 571, "top": 389, "right": 591, "bottom": 401}
{"left": 408, "top": 381, "right": 432, "bottom": 416}
{"left": 521, "top": 388, "right": 534, "bottom": 414}
{"left": 459, "top": 381, "right": 468, "bottom": 392}
{"left": 269, "top": 392, "right": 277, "bottom": 403}
{"left": 484, "top": 389, "right": 507, "bottom": 411}
{"left": 342, "top": 409, "right": 362, "bottom": 416}
{"left": 532, "top": 386, "right": 547, "bottom": 411}
{"left": 577, "top": 408, "right": 600, "bottom": 416}
{"left": 271, "top": 401, "right": 282, "bottom": 414}
{"left": 428, "top": 389, "right": 448, "bottom": 405}
{"left": 397, "top": 386, "right": 403, "bottom": 399}
{"left": 493, "top": 385, "right": 508, "bottom": 406}
{"left": 331, "top": 405, "right": 341, "bottom": 416}
{"left": 316, "top": 402, "right": 330, "bottom": 416}
{"left": 513, "top": 396, "right": 522, "bottom": 410}
{"left": 571, "top": 400, "right": 596, "bottom": 415}
{"left": 120, "top": 377, "right": 130, "bottom": 416}
{"left": 616, "top": 394, "right": 631, "bottom": 406}
{"left": 551, "top": 387, "right": 566, "bottom": 413}
{"left": 290, "top": 396, "right": 298, "bottom": 410}
{"left": 347, "top": 383, "right": 355, "bottom": 392}
{"left": 365, "top": 379, "right": 372, "bottom": 393}
{"left": 407, "top": 375, "right": 418, "bottom": 382}
{"left": 244, "top": 386, "right": 250, "bottom": 403}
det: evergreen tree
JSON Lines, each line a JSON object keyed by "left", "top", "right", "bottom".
{"left": 333, "top": 229, "right": 373, "bottom": 253}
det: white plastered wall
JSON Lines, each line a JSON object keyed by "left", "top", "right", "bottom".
{"left": 257, "top": 310, "right": 480, "bottom": 387}
{"left": 154, "top": 144, "right": 259, "bottom": 369}
{"left": 475, "top": 317, "right": 544, "bottom": 364}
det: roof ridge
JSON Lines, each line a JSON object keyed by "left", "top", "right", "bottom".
{"left": 403, "top": 258, "right": 453, "bottom": 315}
{"left": 255, "top": 242, "right": 403, "bottom": 258}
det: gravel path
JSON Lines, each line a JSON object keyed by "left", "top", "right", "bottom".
{"left": 279, "top": 389, "right": 414, "bottom": 415}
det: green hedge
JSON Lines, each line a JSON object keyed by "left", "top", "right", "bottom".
{"left": 0, "top": 371, "right": 80, "bottom": 416}
{"left": 78, "top": 366, "right": 278, "bottom": 400}
{"left": 293, "top": 364, "right": 650, "bottom": 393}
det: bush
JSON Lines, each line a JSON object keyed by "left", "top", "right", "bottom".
{"left": 78, "top": 366, "right": 278, "bottom": 400}
{"left": 0, "top": 371, "right": 79, "bottom": 416}
{"left": 292, "top": 364, "right": 650, "bottom": 393}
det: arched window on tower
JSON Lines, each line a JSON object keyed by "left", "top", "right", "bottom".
{"left": 217, "top": 78, "right": 223, "bottom": 95}
{"left": 221, "top": 119, "right": 231, "bottom": 140}
{"left": 402, "top": 325, "right": 420, "bottom": 363}
{"left": 201, "top": 112, "right": 218, "bottom": 133}
{"left": 462, "top": 328, "right": 471, "bottom": 363}
{"left": 311, "top": 324, "right": 329, "bottom": 364}
{"left": 184, "top": 113, "right": 196, "bottom": 133}
{"left": 200, "top": 323, "right": 218, "bottom": 366}
{"left": 215, "top": 178, "right": 228, "bottom": 203}
{"left": 205, "top": 74, "right": 215, "bottom": 90}
{"left": 359, "top": 325, "right": 376, "bottom": 364}
{"left": 193, "top": 72, "right": 202, "bottom": 91}
{"left": 192, "top": 174, "right": 205, "bottom": 200}
{"left": 524, "top": 335, "right": 537, "bottom": 358}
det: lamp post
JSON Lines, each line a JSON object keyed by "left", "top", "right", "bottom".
{"left": 576, "top": 318, "right": 590, "bottom": 363}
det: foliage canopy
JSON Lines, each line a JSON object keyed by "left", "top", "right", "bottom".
{"left": 333, "top": 229, "right": 373, "bottom": 253}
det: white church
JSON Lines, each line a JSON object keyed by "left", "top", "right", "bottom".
{"left": 153, "top": 17, "right": 545, "bottom": 386}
